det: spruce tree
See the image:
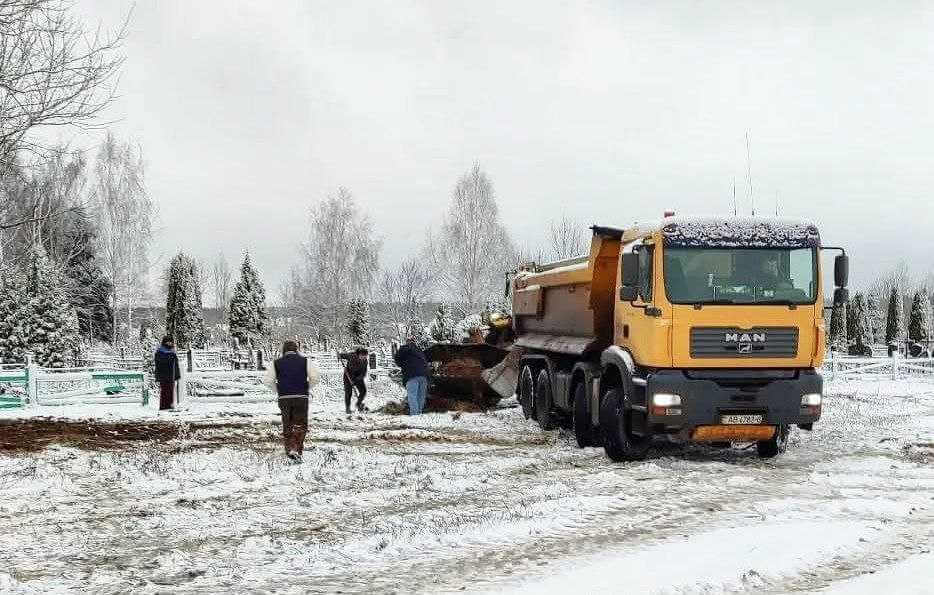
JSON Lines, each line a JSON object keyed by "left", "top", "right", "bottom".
{"left": 346, "top": 299, "right": 370, "bottom": 347}
{"left": 828, "top": 301, "right": 848, "bottom": 352}
{"left": 62, "top": 217, "right": 114, "bottom": 343}
{"left": 429, "top": 303, "right": 456, "bottom": 342}
{"left": 885, "top": 286, "right": 902, "bottom": 345}
{"left": 228, "top": 253, "right": 267, "bottom": 346}
{"left": 22, "top": 249, "right": 80, "bottom": 367}
{"left": 165, "top": 253, "right": 206, "bottom": 349}
{"left": 908, "top": 290, "right": 930, "bottom": 342}
{"left": 0, "top": 265, "right": 29, "bottom": 363}
{"left": 847, "top": 293, "right": 872, "bottom": 355}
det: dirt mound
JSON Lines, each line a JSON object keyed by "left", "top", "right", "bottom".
{"left": 0, "top": 418, "right": 184, "bottom": 451}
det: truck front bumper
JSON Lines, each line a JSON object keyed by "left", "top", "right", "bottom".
{"left": 644, "top": 368, "right": 822, "bottom": 439}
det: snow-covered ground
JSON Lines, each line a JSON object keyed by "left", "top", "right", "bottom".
{"left": 0, "top": 378, "right": 931, "bottom": 594}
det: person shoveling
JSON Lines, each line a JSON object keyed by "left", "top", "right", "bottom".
{"left": 263, "top": 340, "right": 320, "bottom": 463}
{"left": 339, "top": 347, "right": 369, "bottom": 415}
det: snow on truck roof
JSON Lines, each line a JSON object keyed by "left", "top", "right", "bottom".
{"left": 593, "top": 216, "right": 821, "bottom": 248}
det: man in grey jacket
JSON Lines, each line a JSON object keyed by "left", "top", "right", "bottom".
{"left": 264, "top": 340, "right": 320, "bottom": 462}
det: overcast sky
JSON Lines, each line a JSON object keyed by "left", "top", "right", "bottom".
{"left": 70, "top": 0, "right": 934, "bottom": 299}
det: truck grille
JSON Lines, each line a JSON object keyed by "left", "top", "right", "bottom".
{"left": 690, "top": 327, "right": 799, "bottom": 358}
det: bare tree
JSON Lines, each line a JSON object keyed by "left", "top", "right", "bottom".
{"left": 299, "top": 187, "right": 381, "bottom": 343}
{"left": 378, "top": 257, "right": 433, "bottom": 340}
{"left": 0, "top": 0, "right": 126, "bottom": 177}
{"left": 548, "top": 215, "right": 586, "bottom": 260}
{"left": 428, "top": 162, "right": 516, "bottom": 315}
{"left": 211, "top": 252, "right": 232, "bottom": 314}
{"left": 93, "top": 133, "right": 153, "bottom": 345}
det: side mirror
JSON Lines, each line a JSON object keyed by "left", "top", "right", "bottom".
{"left": 621, "top": 252, "right": 639, "bottom": 287}
{"left": 834, "top": 254, "right": 849, "bottom": 288}
{"left": 833, "top": 287, "right": 849, "bottom": 306}
{"left": 620, "top": 285, "right": 639, "bottom": 301}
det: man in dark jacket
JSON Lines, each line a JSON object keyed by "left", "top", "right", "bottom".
{"left": 339, "top": 348, "right": 369, "bottom": 414}
{"left": 394, "top": 337, "right": 429, "bottom": 415}
{"left": 263, "top": 340, "right": 320, "bottom": 462}
{"left": 153, "top": 336, "right": 180, "bottom": 411}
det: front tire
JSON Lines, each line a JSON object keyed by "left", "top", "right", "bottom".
{"left": 757, "top": 424, "right": 789, "bottom": 458}
{"left": 600, "top": 388, "right": 649, "bottom": 461}
{"left": 518, "top": 365, "right": 535, "bottom": 420}
{"left": 573, "top": 382, "right": 597, "bottom": 447}
{"left": 535, "top": 369, "right": 558, "bottom": 430}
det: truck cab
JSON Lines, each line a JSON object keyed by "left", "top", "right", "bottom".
{"left": 511, "top": 216, "right": 848, "bottom": 460}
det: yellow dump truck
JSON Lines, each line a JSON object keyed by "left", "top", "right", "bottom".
{"left": 509, "top": 216, "right": 848, "bottom": 460}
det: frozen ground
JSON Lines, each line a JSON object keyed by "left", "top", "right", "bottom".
{"left": 0, "top": 379, "right": 931, "bottom": 594}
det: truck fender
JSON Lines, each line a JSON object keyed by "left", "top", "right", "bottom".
{"left": 599, "top": 346, "right": 637, "bottom": 408}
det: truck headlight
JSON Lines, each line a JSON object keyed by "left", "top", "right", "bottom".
{"left": 801, "top": 393, "right": 821, "bottom": 406}
{"left": 652, "top": 393, "right": 682, "bottom": 407}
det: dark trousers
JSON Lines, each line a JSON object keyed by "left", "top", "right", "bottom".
{"left": 343, "top": 379, "right": 366, "bottom": 411}
{"left": 278, "top": 397, "right": 309, "bottom": 454}
{"left": 159, "top": 381, "right": 175, "bottom": 410}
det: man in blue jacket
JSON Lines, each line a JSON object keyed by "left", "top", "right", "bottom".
{"left": 394, "top": 337, "right": 429, "bottom": 415}
{"left": 153, "top": 336, "right": 180, "bottom": 411}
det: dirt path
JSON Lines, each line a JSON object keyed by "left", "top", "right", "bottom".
{"left": 0, "top": 383, "right": 931, "bottom": 594}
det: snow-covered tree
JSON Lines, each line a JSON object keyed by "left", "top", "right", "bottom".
{"left": 885, "top": 286, "right": 902, "bottom": 345}
{"left": 406, "top": 317, "right": 430, "bottom": 348}
{"left": 847, "top": 293, "right": 872, "bottom": 356}
{"left": 908, "top": 289, "right": 931, "bottom": 343}
{"left": 300, "top": 187, "right": 381, "bottom": 341}
{"left": 346, "top": 299, "right": 370, "bottom": 347}
{"left": 165, "top": 253, "right": 205, "bottom": 349}
{"left": 429, "top": 303, "right": 456, "bottom": 342}
{"left": 0, "top": 265, "right": 28, "bottom": 363}
{"left": 427, "top": 162, "right": 517, "bottom": 315}
{"left": 828, "top": 301, "right": 847, "bottom": 352}
{"left": 228, "top": 253, "right": 267, "bottom": 346}
{"left": 22, "top": 249, "right": 80, "bottom": 367}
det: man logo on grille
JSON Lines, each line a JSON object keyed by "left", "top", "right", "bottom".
{"left": 737, "top": 343, "right": 753, "bottom": 353}
{"left": 725, "top": 332, "right": 767, "bottom": 343}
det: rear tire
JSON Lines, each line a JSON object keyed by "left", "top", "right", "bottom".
{"left": 600, "top": 388, "right": 649, "bottom": 461}
{"left": 518, "top": 365, "right": 535, "bottom": 420}
{"left": 535, "top": 369, "right": 558, "bottom": 430}
{"left": 573, "top": 382, "right": 597, "bottom": 447}
{"left": 757, "top": 424, "right": 789, "bottom": 458}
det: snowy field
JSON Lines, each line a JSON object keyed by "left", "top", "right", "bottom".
{"left": 0, "top": 379, "right": 931, "bottom": 594}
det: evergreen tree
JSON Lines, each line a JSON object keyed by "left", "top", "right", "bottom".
{"left": 22, "top": 249, "right": 80, "bottom": 367}
{"left": 908, "top": 289, "right": 931, "bottom": 342}
{"left": 228, "top": 253, "right": 267, "bottom": 345}
{"left": 0, "top": 265, "right": 29, "bottom": 363}
{"left": 165, "top": 253, "right": 205, "bottom": 349}
{"left": 63, "top": 219, "right": 114, "bottom": 343}
{"left": 885, "top": 286, "right": 902, "bottom": 345}
{"left": 346, "top": 299, "right": 370, "bottom": 347}
{"left": 406, "top": 317, "right": 430, "bottom": 348}
{"left": 828, "top": 301, "right": 848, "bottom": 352}
{"left": 429, "top": 303, "right": 456, "bottom": 342}
{"left": 847, "top": 293, "right": 872, "bottom": 355}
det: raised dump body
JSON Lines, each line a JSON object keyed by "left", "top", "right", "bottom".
{"left": 509, "top": 216, "right": 849, "bottom": 460}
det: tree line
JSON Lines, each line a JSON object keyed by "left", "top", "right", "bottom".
{"left": 828, "top": 264, "right": 934, "bottom": 356}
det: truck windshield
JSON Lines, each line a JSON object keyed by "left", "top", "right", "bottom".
{"left": 663, "top": 247, "right": 817, "bottom": 305}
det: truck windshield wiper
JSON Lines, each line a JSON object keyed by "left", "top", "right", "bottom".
{"left": 693, "top": 299, "right": 737, "bottom": 307}
{"left": 755, "top": 299, "right": 800, "bottom": 306}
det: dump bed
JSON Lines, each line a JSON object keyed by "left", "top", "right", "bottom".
{"left": 512, "top": 227, "right": 630, "bottom": 355}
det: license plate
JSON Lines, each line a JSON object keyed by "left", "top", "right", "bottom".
{"left": 720, "top": 414, "right": 763, "bottom": 425}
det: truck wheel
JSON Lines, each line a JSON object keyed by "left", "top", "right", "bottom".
{"left": 600, "top": 388, "right": 649, "bottom": 461}
{"left": 535, "top": 369, "right": 558, "bottom": 430}
{"left": 573, "top": 382, "right": 596, "bottom": 447}
{"left": 756, "top": 424, "right": 789, "bottom": 458}
{"left": 518, "top": 365, "right": 535, "bottom": 420}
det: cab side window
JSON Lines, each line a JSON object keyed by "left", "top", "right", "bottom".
{"left": 638, "top": 246, "right": 654, "bottom": 302}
